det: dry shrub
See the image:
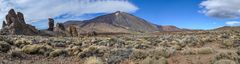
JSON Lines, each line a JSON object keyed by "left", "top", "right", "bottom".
{"left": 148, "top": 47, "right": 176, "bottom": 58}
{"left": 9, "top": 48, "right": 25, "bottom": 58}
{"left": 212, "top": 52, "right": 240, "bottom": 64}
{"left": 139, "top": 57, "right": 167, "bottom": 64}
{"left": 78, "top": 46, "right": 108, "bottom": 58}
{"left": 66, "top": 46, "right": 82, "bottom": 56}
{"left": 21, "top": 44, "right": 53, "bottom": 55}
{"left": 49, "top": 49, "right": 68, "bottom": 57}
{"left": 221, "top": 39, "right": 234, "bottom": 48}
{"left": 197, "top": 47, "right": 215, "bottom": 54}
{"left": 84, "top": 56, "right": 104, "bottom": 64}
{"left": 214, "top": 59, "right": 236, "bottom": 64}
{"left": 120, "top": 60, "right": 135, "bottom": 64}
{"left": 181, "top": 47, "right": 215, "bottom": 55}
{"left": 181, "top": 47, "right": 197, "bottom": 55}
{"left": 130, "top": 49, "right": 148, "bottom": 60}
{"left": 14, "top": 38, "right": 31, "bottom": 48}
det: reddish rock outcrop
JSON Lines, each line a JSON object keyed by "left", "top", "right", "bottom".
{"left": 0, "top": 9, "right": 38, "bottom": 35}
{"left": 67, "top": 25, "right": 78, "bottom": 37}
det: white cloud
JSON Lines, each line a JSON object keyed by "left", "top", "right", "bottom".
{"left": 0, "top": 0, "right": 138, "bottom": 28}
{"left": 200, "top": 0, "right": 240, "bottom": 19}
{"left": 225, "top": 21, "right": 240, "bottom": 26}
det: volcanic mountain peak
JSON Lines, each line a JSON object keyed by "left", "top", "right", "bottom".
{"left": 63, "top": 11, "right": 182, "bottom": 34}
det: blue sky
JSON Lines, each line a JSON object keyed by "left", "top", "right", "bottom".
{"left": 1, "top": 0, "right": 240, "bottom": 29}
{"left": 131, "top": 0, "right": 224, "bottom": 29}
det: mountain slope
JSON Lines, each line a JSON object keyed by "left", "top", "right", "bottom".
{"left": 64, "top": 11, "right": 181, "bottom": 34}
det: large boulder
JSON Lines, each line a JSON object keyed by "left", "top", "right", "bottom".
{"left": 0, "top": 9, "right": 38, "bottom": 35}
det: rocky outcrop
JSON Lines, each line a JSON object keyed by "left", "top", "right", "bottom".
{"left": 48, "top": 18, "right": 54, "bottom": 31}
{"left": 53, "top": 23, "right": 68, "bottom": 36}
{"left": 55, "top": 23, "right": 65, "bottom": 31}
{"left": 2, "top": 21, "right": 6, "bottom": 28}
{"left": 67, "top": 25, "right": 78, "bottom": 37}
{"left": 0, "top": 9, "right": 38, "bottom": 35}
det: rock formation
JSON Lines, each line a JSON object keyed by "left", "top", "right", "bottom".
{"left": 2, "top": 21, "right": 6, "bottom": 28}
{"left": 53, "top": 23, "right": 68, "bottom": 36}
{"left": 67, "top": 25, "right": 78, "bottom": 37}
{"left": 0, "top": 9, "right": 38, "bottom": 35}
{"left": 56, "top": 23, "right": 65, "bottom": 31}
{"left": 48, "top": 18, "right": 54, "bottom": 31}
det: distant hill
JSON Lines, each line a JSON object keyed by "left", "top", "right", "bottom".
{"left": 214, "top": 26, "right": 240, "bottom": 31}
{"left": 64, "top": 11, "right": 182, "bottom": 34}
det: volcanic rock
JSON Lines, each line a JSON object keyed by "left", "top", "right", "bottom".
{"left": 48, "top": 18, "right": 54, "bottom": 31}
{"left": 0, "top": 9, "right": 38, "bottom": 35}
{"left": 2, "top": 21, "right": 6, "bottom": 28}
{"left": 67, "top": 25, "right": 78, "bottom": 37}
{"left": 53, "top": 23, "right": 69, "bottom": 36}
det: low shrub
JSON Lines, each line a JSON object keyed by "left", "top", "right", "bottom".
{"left": 9, "top": 48, "right": 25, "bottom": 58}
{"left": 84, "top": 56, "right": 104, "bottom": 64}
{"left": 14, "top": 38, "right": 31, "bottom": 48}
{"left": 139, "top": 57, "right": 167, "bottom": 64}
{"left": 149, "top": 47, "right": 175, "bottom": 58}
{"left": 129, "top": 49, "right": 148, "bottom": 60}
{"left": 197, "top": 47, "right": 215, "bottom": 54}
{"left": 214, "top": 59, "right": 236, "bottom": 64}
{"left": 0, "top": 41, "right": 11, "bottom": 52}
{"left": 21, "top": 44, "right": 53, "bottom": 55}
{"left": 66, "top": 46, "right": 82, "bottom": 56}
{"left": 181, "top": 47, "right": 215, "bottom": 55}
{"left": 212, "top": 52, "right": 240, "bottom": 64}
{"left": 78, "top": 46, "right": 108, "bottom": 58}
{"left": 49, "top": 49, "right": 68, "bottom": 57}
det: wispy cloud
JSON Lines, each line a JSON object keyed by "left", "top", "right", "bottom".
{"left": 200, "top": 0, "right": 240, "bottom": 19}
{"left": 225, "top": 21, "right": 240, "bottom": 26}
{"left": 0, "top": 0, "right": 138, "bottom": 28}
